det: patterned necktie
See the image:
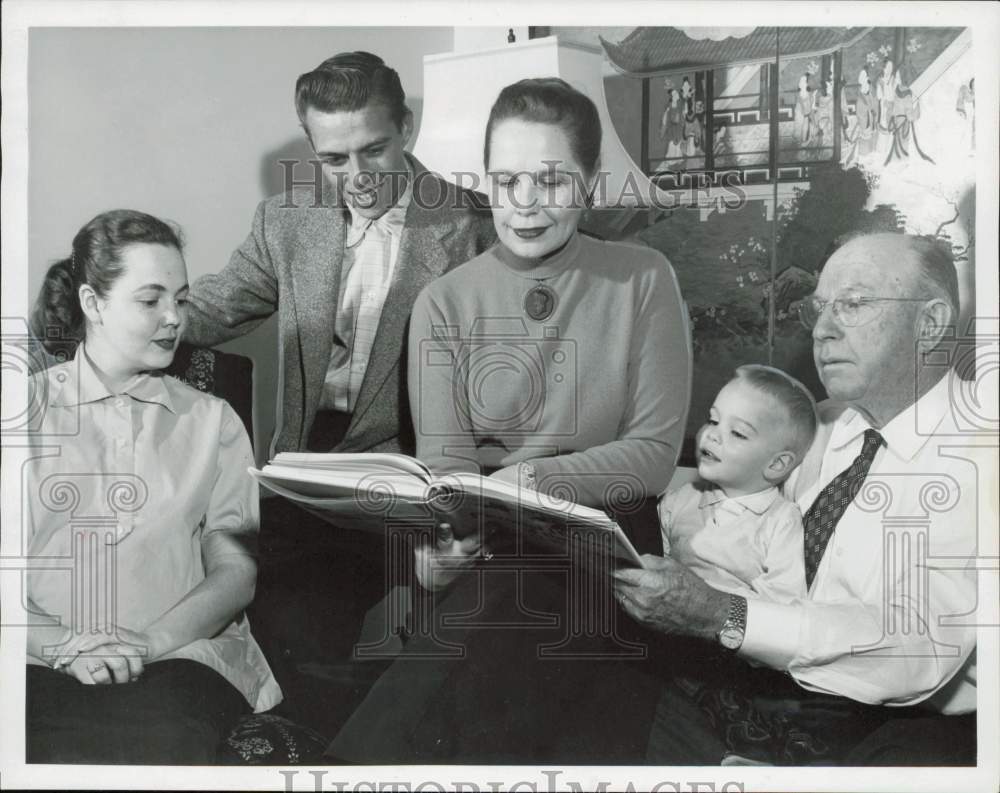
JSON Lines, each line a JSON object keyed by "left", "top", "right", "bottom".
{"left": 802, "top": 428, "right": 885, "bottom": 589}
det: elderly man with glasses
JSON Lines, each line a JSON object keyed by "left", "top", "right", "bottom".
{"left": 615, "top": 233, "right": 984, "bottom": 766}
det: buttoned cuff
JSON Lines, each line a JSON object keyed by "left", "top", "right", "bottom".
{"left": 738, "top": 596, "right": 802, "bottom": 670}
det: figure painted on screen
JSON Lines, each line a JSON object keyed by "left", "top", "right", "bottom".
{"left": 843, "top": 67, "right": 878, "bottom": 166}
{"left": 884, "top": 65, "right": 933, "bottom": 166}
{"left": 812, "top": 77, "right": 835, "bottom": 149}
{"left": 955, "top": 77, "right": 974, "bottom": 153}
{"left": 681, "top": 75, "right": 693, "bottom": 110}
{"left": 875, "top": 57, "right": 898, "bottom": 133}
{"left": 793, "top": 74, "right": 813, "bottom": 147}
{"left": 660, "top": 87, "right": 686, "bottom": 164}
{"left": 683, "top": 104, "right": 703, "bottom": 160}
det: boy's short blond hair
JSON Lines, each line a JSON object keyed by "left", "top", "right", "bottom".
{"left": 733, "top": 364, "right": 819, "bottom": 462}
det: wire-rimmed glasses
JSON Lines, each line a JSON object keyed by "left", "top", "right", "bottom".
{"left": 797, "top": 294, "right": 932, "bottom": 329}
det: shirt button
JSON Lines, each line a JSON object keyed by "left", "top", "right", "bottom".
{"left": 115, "top": 398, "right": 125, "bottom": 409}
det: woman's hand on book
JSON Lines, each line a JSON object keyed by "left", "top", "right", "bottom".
{"left": 414, "top": 522, "right": 484, "bottom": 592}
{"left": 489, "top": 462, "right": 536, "bottom": 491}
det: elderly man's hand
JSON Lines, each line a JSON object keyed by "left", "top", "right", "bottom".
{"left": 613, "top": 554, "right": 731, "bottom": 642}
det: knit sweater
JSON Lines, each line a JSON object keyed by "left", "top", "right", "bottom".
{"left": 407, "top": 232, "right": 691, "bottom": 507}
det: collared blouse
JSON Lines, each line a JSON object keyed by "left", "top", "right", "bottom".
{"left": 26, "top": 346, "right": 281, "bottom": 712}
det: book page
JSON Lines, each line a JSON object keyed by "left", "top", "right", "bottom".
{"left": 447, "top": 472, "right": 615, "bottom": 524}
{"left": 270, "top": 452, "right": 433, "bottom": 482}
{"left": 253, "top": 464, "right": 431, "bottom": 502}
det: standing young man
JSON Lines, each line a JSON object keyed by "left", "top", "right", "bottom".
{"left": 184, "top": 52, "right": 496, "bottom": 693}
{"left": 185, "top": 51, "right": 495, "bottom": 456}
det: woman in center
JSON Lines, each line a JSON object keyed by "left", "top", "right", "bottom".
{"left": 330, "top": 77, "right": 691, "bottom": 763}
{"left": 414, "top": 77, "right": 689, "bottom": 508}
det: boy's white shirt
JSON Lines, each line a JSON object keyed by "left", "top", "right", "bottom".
{"left": 659, "top": 480, "right": 807, "bottom": 604}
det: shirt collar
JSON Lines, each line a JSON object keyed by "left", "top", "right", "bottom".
{"left": 698, "top": 483, "right": 781, "bottom": 515}
{"left": 48, "top": 343, "right": 176, "bottom": 413}
{"left": 345, "top": 167, "right": 413, "bottom": 248}
{"left": 826, "top": 373, "right": 953, "bottom": 463}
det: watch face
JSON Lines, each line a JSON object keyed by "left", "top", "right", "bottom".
{"left": 719, "top": 626, "right": 744, "bottom": 650}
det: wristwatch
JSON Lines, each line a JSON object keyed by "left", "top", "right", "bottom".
{"left": 717, "top": 594, "right": 747, "bottom": 651}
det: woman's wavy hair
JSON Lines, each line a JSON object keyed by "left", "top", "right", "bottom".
{"left": 483, "top": 77, "right": 602, "bottom": 181}
{"left": 30, "top": 209, "right": 183, "bottom": 355}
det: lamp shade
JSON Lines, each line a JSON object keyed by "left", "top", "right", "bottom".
{"left": 412, "top": 35, "right": 665, "bottom": 208}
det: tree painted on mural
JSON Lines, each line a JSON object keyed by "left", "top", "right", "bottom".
{"left": 629, "top": 162, "right": 906, "bottom": 454}
{"left": 776, "top": 163, "right": 905, "bottom": 277}
{"left": 642, "top": 164, "right": 904, "bottom": 357}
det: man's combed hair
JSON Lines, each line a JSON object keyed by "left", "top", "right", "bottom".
{"left": 907, "top": 235, "right": 960, "bottom": 325}
{"left": 821, "top": 232, "right": 960, "bottom": 326}
{"left": 735, "top": 364, "right": 818, "bottom": 462}
{"left": 294, "top": 51, "right": 409, "bottom": 129}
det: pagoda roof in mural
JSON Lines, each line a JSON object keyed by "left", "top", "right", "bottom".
{"left": 601, "top": 27, "right": 872, "bottom": 75}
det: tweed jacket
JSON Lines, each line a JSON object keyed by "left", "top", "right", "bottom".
{"left": 184, "top": 154, "right": 496, "bottom": 455}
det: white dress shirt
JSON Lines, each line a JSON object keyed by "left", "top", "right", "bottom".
{"left": 740, "top": 373, "right": 981, "bottom": 713}
{"left": 321, "top": 177, "right": 412, "bottom": 412}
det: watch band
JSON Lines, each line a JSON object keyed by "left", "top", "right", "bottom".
{"left": 717, "top": 594, "right": 748, "bottom": 651}
{"left": 727, "top": 593, "right": 747, "bottom": 629}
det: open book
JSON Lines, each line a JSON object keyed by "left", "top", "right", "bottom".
{"left": 250, "top": 453, "right": 645, "bottom": 569}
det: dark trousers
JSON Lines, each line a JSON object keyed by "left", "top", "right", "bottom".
{"left": 646, "top": 646, "right": 977, "bottom": 766}
{"left": 326, "top": 495, "right": 667, "bottom": 764}
{"left": 249, "top": 497, "right": 390, "bottom": 677}
{"left": 27, "top": 660, "right": 248, "bottom": 764}
{"left": 251, "top": 408, "right": 390, "bottom": 670}
{"left": 246, "top": 410, "right": 408, "bottom": 739}
{"left": 328, "top": 563, "right": 664, "bottom": 764}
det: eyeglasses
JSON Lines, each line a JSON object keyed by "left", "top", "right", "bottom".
{"left": 798, "top": 294, "right": 932, "bottom": 329}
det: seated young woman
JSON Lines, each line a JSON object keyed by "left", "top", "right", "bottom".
{"left": 25, "top": 209, "right": 281, "bottom": 764}
{"left": 328, "top": 78, "right": 692, "bottom": 764}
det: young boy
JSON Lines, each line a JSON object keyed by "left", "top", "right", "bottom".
{"left": 660, "top": 364, "right": 818, "bottom": 603}
{"left": 658, "top": 364, "right": 819, "bottom": 765}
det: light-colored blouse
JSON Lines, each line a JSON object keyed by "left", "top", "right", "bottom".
{"left": 26, "top": 347, "right": 281, "bottom": 712}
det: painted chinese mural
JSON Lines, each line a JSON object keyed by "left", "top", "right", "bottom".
{"left": 575, "top": 25, "right": 976, "bottom": 460}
